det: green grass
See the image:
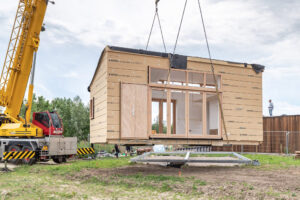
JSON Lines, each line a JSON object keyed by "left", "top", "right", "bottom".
{"left": 16, "top": 157, "right": 132, "bottom": 176}
{"left": 82, "top": 172, "right": 206, "bottom": 196}
{"left": 1, "top": 154, "right": 300, "bottom": 199}
{"left": 77, "top": 141, "right": 114, "bottom": 153}
{"left": 243, "top": 154, "right": 300, "bottom": 168}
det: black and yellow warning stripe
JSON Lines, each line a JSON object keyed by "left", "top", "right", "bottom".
{"left": 77, "top": 148, "right": 95, "bottom": 155}
{"left": 2, "top": 151, "right": 36, "bottom": 161}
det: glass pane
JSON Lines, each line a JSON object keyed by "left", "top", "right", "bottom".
{"left": 171, "top": 90, "right": 186, "bottom": 135}
{"left": 151, "top": 102, "right": 159, "bottom": 134}
{"left": 151, "top": 89, "right": 167, "bottom": 134}
{"left": 150, "top": 68, "right": 168, "bottom": 84}
{"left": 170, "top": 102, "right": 174, "bottom": 134}
{"left": 189, "top": 92, "right": 203, "bottom": 135}
{"left": 162, "top": 102, "right": 167, "bottom": 134}
{"left": 50, "top": 112, "right": 62, "bottom": 128}
{"left": 188, "top": 72, "right": 204, "bottom": 87}
{"left": 206, "top": 74, "right": 221, "bottom": 89}
{"left": 170, "top": 70, "right": 186, "bottom": 86}
{"left": 206, "top": 93, "right": 219, "bottom": 135}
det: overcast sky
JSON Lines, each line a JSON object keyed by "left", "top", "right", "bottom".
{"left": 0, "top": 0, "right": 299, "bottom": 116}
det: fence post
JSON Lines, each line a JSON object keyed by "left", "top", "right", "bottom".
{"left": 286, "top": 131, "right": 290, "bottom": 155}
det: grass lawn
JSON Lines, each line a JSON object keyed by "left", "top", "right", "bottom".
{"left": 244, "top": 154, "right": 300, "bottom": 169}
{"left": 0, "top": 154, "right": 299, "bottom": 199}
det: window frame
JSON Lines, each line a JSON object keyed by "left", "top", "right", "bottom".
{"left": 152, "top": 98, "right": 176, "bottom": 135}
{"left": 149, "top": 67, "right": 222, "bottom": 91}
{"left": 148, "top": 67, "right": 222, "bottom": 139}
{"left": 90, "top": 97, "right": 94, "bottom": 120}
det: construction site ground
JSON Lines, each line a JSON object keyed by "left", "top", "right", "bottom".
{"left": 0, "top": 154, "right": 300, "bottom": 200}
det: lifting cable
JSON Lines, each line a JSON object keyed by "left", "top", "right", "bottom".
{"left": 169, "top": 0, "right": 188, "bottom": 87}
{"left": 145, "top": 0, "right": 167, "bottom": 53}
{"left": 197, "top": 0, "right": 229, "bottom": 143}
{"left": 146, "top": 0, "right": 229, "bottom": 142}
{"left": 171, "top": 0, "right": 188, "bottom": 56}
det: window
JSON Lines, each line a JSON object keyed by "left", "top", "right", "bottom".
{"left": 206, "top": 74, "right": 221, "bottom": 89}
{"left": 206, "top": 93, "right": 219, "bottom": 135}
{"left": 150, "top": 68, "right": 168, "bottom": 84}
{"left": 50, "top": 112, "right": 62, "bottom": 128}
{"left": 90, "top": 97, "right": 94, "bottom": 119}
{"left": 149, "top": 67, "right": 222, "bottom": 138}
{"left": 151, "top": 89, "right": 167, "bottom": 134}
{"left": 189, "top": 92, "right": 203, "bottom": 135}
{"left": 149, "top": 68, "right": 221, "bottom": 89}
{"left": 171, "top": 90, "right": 185, "bottom": 135}
{"left": 188, "top": 72, "right": 204, "bottom": 87}
{"left": 35, "top": 113, "right": 50, "bottom": 128}
{"left": 170, "top": 70, "right": 186, "bottom": 86}
{"left": 151, "top": 101, "right": 160, "bottom": 134}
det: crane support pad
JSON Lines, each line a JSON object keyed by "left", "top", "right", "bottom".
{"left": 2, "top": 151, "right": 36, "bottom": 161}
{"left": 77, "top": 148, "right": 95, "bottom": 155}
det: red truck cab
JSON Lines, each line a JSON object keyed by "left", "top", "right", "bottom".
{"left": 32, "top": 111, "right": 63, "bottom": 136}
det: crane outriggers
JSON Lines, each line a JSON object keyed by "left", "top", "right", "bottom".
{"left": 0, "top": 0, "right": 77, "bottom": 164}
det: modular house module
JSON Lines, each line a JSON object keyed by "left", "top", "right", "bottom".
{"left": 88, "top": 46, "right": 264, "bottom": 146}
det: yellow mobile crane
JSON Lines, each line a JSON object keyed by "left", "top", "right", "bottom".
{"left": 0, "top": 0, "right": 77, "bottom": 164}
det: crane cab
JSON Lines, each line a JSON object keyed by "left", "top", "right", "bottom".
{"left": 32, "top": 111, "right": 63, "bottom": 136}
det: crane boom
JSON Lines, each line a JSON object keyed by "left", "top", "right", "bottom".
{"left": 0, "top": 0, "right": 78, "bottom": 165}
{"left": 0, "top": 0, "right": 47, "bottom": 119}
{"left": 0, "top": 0, "right": 48, "bottom": 138}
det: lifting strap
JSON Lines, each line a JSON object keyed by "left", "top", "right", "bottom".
{"left": 145, "top": 0, "right": 167, "bottom": 52}
{"left": 197, "top": 0, "right": 229, "bottom": 143}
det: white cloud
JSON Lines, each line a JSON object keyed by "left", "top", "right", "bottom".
{"left": 0, "top": 0, "right": 300, "bottom": 115}
{"left": 61, "top": 71, "right": 79, "bottom": 78}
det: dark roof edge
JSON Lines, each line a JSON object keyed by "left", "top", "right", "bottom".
{"left": 108, "top": 46, "right": 265, "bottom": 73}
{"left": 88, "top": 45, "right": 266, "bottom": 92}
{"left": 108, "top": 46, "right": 169, "bottom": 58}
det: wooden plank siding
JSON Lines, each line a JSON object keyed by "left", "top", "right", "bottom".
{"left": 89, "top": 52, "right": 108, "bottom": 143}
{"left": 187, "top": 60, "right": 263, "bottom": 142}
{"left": 89, "top": 46, "right": 264, "bottom": 145}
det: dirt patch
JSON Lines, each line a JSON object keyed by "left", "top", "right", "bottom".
{"left": 67, "top": 164, "right": 300, "bottom": 199}
{"left": 0, "top": 163, "right": 18, "bottom": 172}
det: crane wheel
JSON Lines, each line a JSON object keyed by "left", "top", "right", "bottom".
{"left": 52, "top": 156, "right": 66, "bottom": 164}
{"left": 22, "top": 146, "right": 36, "bottom": 165}
{"left": 8, "top": 145, "right": 22, "bottom": 165}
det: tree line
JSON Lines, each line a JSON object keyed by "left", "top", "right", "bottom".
{"left": 21, "top": 94, "right": 90, "bottom": 141}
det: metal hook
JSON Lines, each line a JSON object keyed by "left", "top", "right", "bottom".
{"left": 155, "top": 0, "right": 160, "bottom": 11}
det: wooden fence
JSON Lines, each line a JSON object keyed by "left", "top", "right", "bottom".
{"left": 213, "top": 115, "right": 300, "bottom": 153}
